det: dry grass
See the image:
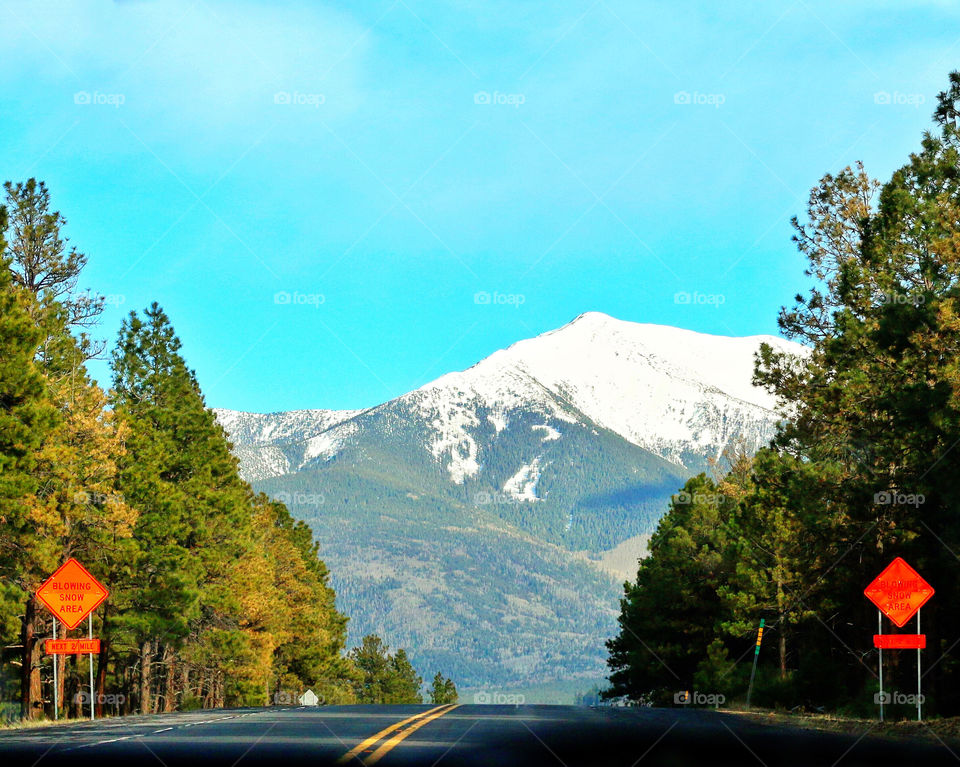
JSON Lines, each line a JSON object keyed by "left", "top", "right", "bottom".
{"left": 0, "top": 717, "right": 62, "bottom": 731}
{"left": 0, "top": 713, "right": 119, "bottom": 731}
{"left": 727, "top": 708, "right": 960, "bottom": 747}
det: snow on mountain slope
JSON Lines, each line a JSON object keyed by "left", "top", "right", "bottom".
{"left": 214, "top": 407, "right": 362, "bottom": 445}
{"left": 504, "top": 312, "right": 791, "bottom": 411}
{"left": 402, "top": 312, "right": 805, "bottom": 478}
{"left": 215, "top": 313, "right": 807, "bottom": 482}
{"left": 503, "top": 459, "right": 544, "bottom": 502}
{"left": 214, "top": 407, "right": 363, "bottom": 480}
{"left": 403, "top": 363, "right": 580, "bottom": 483}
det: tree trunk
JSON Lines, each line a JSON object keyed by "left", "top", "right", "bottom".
{"left": 95, "top": 639, "right": 109, "bottom": 717}
{"left": 124, "top": 664, "right": 134, "bottom": 715}
{"left": 19, "top": 594, "right": 39, "bottom": 720}
{"left": 139, "top": 639, "right": 152, "bottom": 715}
{"left": 779, "top": 629, "right": 787, "bottom": 678}
{"left": 56, "top": 652, "right": 65, "bottom": 717}
{"left": 776, "top": 569, "right": 787, "bottom": 680}
{"left": 69, "top": 654, "right": 82, "bottom": 717}
{"left": 162, "top": 645, "right": 176, "bottom": 712}
{"left": 95, "top": 605, "right": 110, "bottom": 717}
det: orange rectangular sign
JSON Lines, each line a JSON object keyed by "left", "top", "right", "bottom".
{"left": 873, "top": 634, "right": 926, "bottom": 649}
{"left": 45, "top": 638, "right": 100, "bottom": 654}
{"left": 35, "top": 558, "right": 109, "bottom": 630}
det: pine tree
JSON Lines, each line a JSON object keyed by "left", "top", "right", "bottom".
{"left": 111, "top": 304, "right": 218, "bottom": 712}
{"left": 719, "top": 450, "right": 815, "bottom": 682}
{"left": 747, "top": 71, "right": 960, "bottom": 710}
{"left": 260, "top": 497, "right": 350, "bottom": 705}
{"left": 605, "top": 474, "right": 740, "bottom": 703}
{"left": 3, "top": 178, "right": 104, "bottom": 357}
{"left": 0, "top": 178, "right": 139, "bottom": 718}
{"left": 429, "top": 672, "right": 457, "bottom": 704}
{"left": 348, "top": 635, "right": 423, "bottom": 704}
{"left": 109, "top": 304, "right": 353, "bottom": 711}
{"left": 386, "top": 649, "right": 423, "bottom": 704}
{"left": 0, "top": 244, "right": 57, "bottom": 719}
{"left": 0, "top": 180, "right": 355, "bottom": 718}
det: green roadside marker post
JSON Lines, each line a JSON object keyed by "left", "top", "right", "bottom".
{"left": 745, "top": 618, "right": 765, "bottom": 710}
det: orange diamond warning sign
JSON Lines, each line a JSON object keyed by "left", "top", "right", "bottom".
{"left": 36, "top": 559, "right": 109, "bottom": 630}
{"left": 864, "top": 556, "right": 933, "bottom": 628}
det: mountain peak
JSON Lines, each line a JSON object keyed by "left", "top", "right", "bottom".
{"left": 398, "top": 314, "right": 805, "bottom": 483}
{"left": 218, "top": 315, "right": 806, "bottom": 483}
{"left": 568, "top": 310, "right": 617, "bottom": 325}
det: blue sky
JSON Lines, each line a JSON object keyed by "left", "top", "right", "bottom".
{"left": 0, "top": 0, "right": 956, "bottom": 411}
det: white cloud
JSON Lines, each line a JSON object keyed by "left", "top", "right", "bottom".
{"left": 0, "top": 0, "right": 369, "bottom": 134}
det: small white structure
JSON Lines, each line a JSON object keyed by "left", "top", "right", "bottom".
{"left": 298, "top": 689, "right": 320, "bottom": 706}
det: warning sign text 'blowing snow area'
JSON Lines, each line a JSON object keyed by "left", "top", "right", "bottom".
{"left": 35, "top": 558, "right": 109, "bottom": 630}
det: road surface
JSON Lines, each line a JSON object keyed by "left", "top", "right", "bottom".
{"left": 0, "top": 704, "right": 956, "bottom": 766}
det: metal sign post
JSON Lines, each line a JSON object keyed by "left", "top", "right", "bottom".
{"left": 88, "top": 613, "right": 95, "bottom": 721}
{"left": 745, "top": 618, "right": 764, "bottom": 709}
{"left": 877, "top": 610, "right": 883, "bottom": 723}
{"left": 52, "top": 617, "right": 58, "bottom": 721}
{"left": 917, "top": 609, "right": 922, "bottom": 722}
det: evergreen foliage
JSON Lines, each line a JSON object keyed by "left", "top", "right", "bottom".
{"left": 0, "top": 181, "right": 449, "bottom": 720}
{"left": 429, "top": 672, "right": 458, "bottom": 704}
{"left": 606, "top": 72, "right": 960, "bottom": 717}
{"left": 348, "top": 635, "right": 424, "bottom": 704}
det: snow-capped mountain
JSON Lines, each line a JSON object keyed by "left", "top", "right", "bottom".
{"left": 213, "top": 313, "right": 806, "bottom": 690}
{"left": 217, "top": 311, "right": 803, "bottom": 484}
{"left": 404, "top": 311, "right": 799, "bottom": 480}
{"left": 214, "top": 408, "right": 363, "bottom": 481}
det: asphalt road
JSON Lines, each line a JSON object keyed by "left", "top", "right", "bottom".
{"left": 0, "top": 704, "right": 957, "bottom": 767}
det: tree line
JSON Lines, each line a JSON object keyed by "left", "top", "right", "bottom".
{"left": 606, "top": 73, "right": 960, "bottom": 718}
{"left": 0, "top": 179, "right": 455, "bottom": 719}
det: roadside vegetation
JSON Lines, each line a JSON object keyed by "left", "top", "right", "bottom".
{"left": 731, "top": 708, "right": 960, "bottom": 747}
{"left": 0, "top": 180, "right": 453, "bottom": 721}
{"left": 606, "top": 72, "right": 960, "bottom": 718}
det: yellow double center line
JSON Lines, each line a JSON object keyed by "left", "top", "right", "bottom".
{"left": 337, "top": 704, "right": 459, "bottom": 765}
